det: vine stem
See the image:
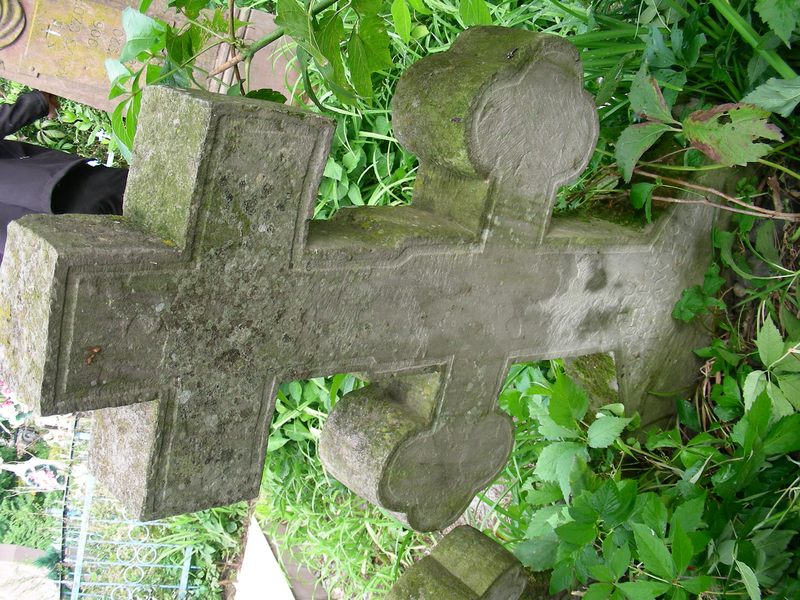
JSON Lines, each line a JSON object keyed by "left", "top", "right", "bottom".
{"left": 635, "top": 169, "right": 800, "bottom": 222}
{"left": 209, "top": 0, "right": 341, "bottom": 78}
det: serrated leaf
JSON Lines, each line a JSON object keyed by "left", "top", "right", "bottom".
{"left": 120, "top": 8, "right": 164, "bottom": 62}
{"left": 670, "top": 494, "right": 705, "bottom": 533}
{"left": 683, "top": 104, "right": 783, "bottom": 167}
{"left": 631, "top": 523, "right": 676, "bottom": 580}
{"left": 767, "top": 381, "right": 794, "bottom": 417}
{"left": 615, "top": 580, "right": 672, "bottom": 600}
{"left": 615, "top": 122, "right": 671, "bottom": 182}
{"left": 743, "top": 370, "right": 767, "bottom": 411}
{"left": 608, "top": 542, "right": 632, "bottom": 580}
{"left": 755, "top": 0, "right": 799, "bottom": 46}
{"left": 514, "top": 535, "right": 559, "bottom": 570}
{"left": 764, "top": 413, "right": 800, "bottom": 455}
{"left": 757, "top": 315, "right": 784, "bottom": 367}
{"left": 585, "top": 583, "right": 615, "bottom": 600}
{"left": 526, "top": 505, "right": 564, "bottom": 538}
{"left": 736, "top": 560, "right": 761, "bottom": 600}
{"left": 549, "top": 372, "right": 589, "bottom": 428}
{"left": 556, "top": 520, "right": 597, "bottom": 546}
{"left": 358, "top": 15, "right": 392, "bottom": 72}
{"left": 391, "top": 0, "right": 412, "bottom": 43}
{"left": 533, "top": 442, "right": 589, "bottom": 500}
{"left": 588, "top": 416, "right": 632, "bottom": 448}
{"left": 778, "top": 374, "right": 800, "bottom": 409}
{"left": 682, "top": 575, "right": 714, "bottom": 594}
{"left": 671, "top": 523, "right": 694, "bottom": 574}
{"left": 459, "top": 0, "right": 492, "bottom": 25}
{"left": 629, "top": 65, "right": 675, "bottom": 123}
{"left": 347, "top": 34, "right": 372, "bottom": 98}
{"left": 743, "top": 77, "right": 800, "bottom": 118}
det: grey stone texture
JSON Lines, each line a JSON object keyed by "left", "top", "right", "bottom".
{"left": 0, "top": 26, "right": 714, "bottom": 529}
{"left": 386, "top": 526, "right": 530, "bottom": 600}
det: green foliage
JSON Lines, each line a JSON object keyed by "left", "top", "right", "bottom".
{"left": 255, "top": 375, "right": 436, "bottom": 596}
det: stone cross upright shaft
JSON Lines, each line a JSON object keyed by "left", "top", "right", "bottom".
{"left": 0, "top": 27, "right": 713, "bottom": 530}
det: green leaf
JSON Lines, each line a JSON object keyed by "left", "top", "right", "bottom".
{"left": 778, "top": 374, "right": 800, "bottom": 409}
{"left": 588, "top": 416, "right": 632, "bottom": 448}
{"left": 533, "top": 442, "right": 589, "bottom": 501}
{"left": 585, "top": 583, "right": 615, "bottom": 600}
{"left": 245, "top": 89, "right": 288, "bottom": 104}
{"left": 630, "top": 183, "right": 655, "bottom": 223}
{"left": 105, "top": 59, "right": 131, "bottom": 85}
{"left": 556, "top": 520, "right": 597, "bottom": 546}
{"left": 643, "top": 24, "right": 675, "bottom": 68}
{"left": 682, "top": 575, "right": 714, "bottom": 594}
{"left": 590, "top": 481, "right": 623, "bottom": 523}
{"left": 754, "top": 0, "right": 799, "bottom": 46}
{"left": 763, "top": 413, "right": 800, "bottom": 455}
{"left": 743, "top": 370, "right": 767, "bottom": 411}
{"left": 670, "top": 495, "right": 705, "bottom": 533}
{"left": 671, "top": 523, "right": 694, "bottom": 574}
{"left": 631, "top": 523, "right": 676, "bottom": 580}
{"left": 767, "top": 381, "right": 794, "bottom": 417}
{"left": 459, "top": 0, "right": 492, "bottom": 25}
{"left": 743, "top": 77, "right": 800, "bottom": 118}
{"left": 608, "top": 542, "right": 632, "bottom": 580}
{"left": 736, "top": 560, "right": 761, "bottom": 600}
{"left": 347, "top": 34, "right": 372, "bottom": 98}
{"left": 616, "top": 580, "right": 672, "bottom": 600}
{"left": 358, "top": 15, "right": 392, "bottom": 72}
{"left": 407, "top": 0, "right": 431, "bottom": 14}
{"left": 317, "top": 13, "right": 346, "bottom": 82}
{"left": 683, "top": 104, "right": 783, "bottom": 167}
{"left": 615, "top": 122, "right": 671, "bottom": 182}
{"left": 275, "top": 0, "right": 312, "bottom": 44}
{"left": 672, "top": 286, "right": 706, "bottom": 323}
{"left": 629, "top": 65, "right": 675, "bottom": 122}
{"left": 757, "top": 315, "right": 784, "bottom": 367}
{"left": 549, "top": 372, "right": 589, "bottom": 428}
{"left": 351, "top": 0, "right": 382, "bottom": 14}
{"left": 120, "top": 7, "right": 164, "bottom": 62}
{"left": 391, "top": 0, "right": 412, "bottom": 43}
{"left": 514, "top": 535, "right": 559, "bottom": 570}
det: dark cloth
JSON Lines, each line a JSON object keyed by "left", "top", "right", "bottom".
{"left": 0, "top": 91, "right": 127, "bottom": 263}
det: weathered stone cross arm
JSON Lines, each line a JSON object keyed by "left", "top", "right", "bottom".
{"left": 0, "top": 26, "right": 713, "bottom": 530}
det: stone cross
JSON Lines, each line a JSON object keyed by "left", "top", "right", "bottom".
{"left": 387, "top": 526, "right": 530, "bottom": 600}
{"left": 0, "top": 26, "right": 713, "bottom": 530}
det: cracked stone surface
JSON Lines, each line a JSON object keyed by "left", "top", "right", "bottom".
{"left": 0, "top": 26, "right": 714, "bottom": 529}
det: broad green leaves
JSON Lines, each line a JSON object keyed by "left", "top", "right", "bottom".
{"left": 631, "top": 523, "right": 675, "bottom": 580}
{"left": 120, "top": 8, "right": 165, "bottom": 62}
{"left": 754, "top": 0, "right": 799, "bottom": 46}
{"left": 459, "top": 0, "right": 492, "bottom": 25}
{"left": 757, "top": 315, "right": 784, "bottom": 367}
{"left": 629, "top": 65, "right": 676, "bottom": 123}
{"left": 683, "top": 104, "right": 783, "bottom": 166}
{"left": 615, "top": 122, "right": 672, "bottom": 182}
{"left": 391, "top": 0, "right": 412, "bottom": 42}
{"left": 743, "top": 77, "right": 800, "bottom": 117}
{"left": 587, "top": 416, "right": 631, "bottom": 448}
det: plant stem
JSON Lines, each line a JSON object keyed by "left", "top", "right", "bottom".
{"left": 209, "top": 0, "right": 341, "bottom": 78}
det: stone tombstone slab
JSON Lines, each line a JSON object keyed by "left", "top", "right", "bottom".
{"left": 0, "top": 26, "right": 714, "bottom": 529}
{"left": 387, "top": 526, "right": 529, "bottom": 600}
{"left": 0, "top": 0, "right": 293, "bottom": 111}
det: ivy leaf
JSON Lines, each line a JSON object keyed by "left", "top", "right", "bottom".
{"left": 631, "top": 523, "right": 676, "bottom": 580}
{"left": 120, "top": 8, "right": 165, "bottom": 62}
{"left": 549, "top": 372, "right": 589, "bottom": 428}
{"left": 459, "top": 0, "right": 492, "bottom": 25}
{"left": 588, "top": 416, "right": 631, "bottom": 448}
{"left": 754, "top": 0, "right": 799, "bottom": 46}
{"left": 743, "top": 77, "right": 800, "bottom": 118}
{"left": 391, "top": 0, "right": 412, "bottom": 43}
{"left": 736, "top": 560, "right": 761, "bottom": 600}
{"left": 757, "top": 315, "right": 784, "bottom": 367}
{"left": 615, "top": 580, "right": 672, "bottom": 600}
{"left": 629, "top": 65, "right": 676, "bottom": 123}
{"left": 682, "top": 104, "right": 783, "bottom": 166}
{"left": 615, "top": 122, "right": 671, "bottom": 182}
